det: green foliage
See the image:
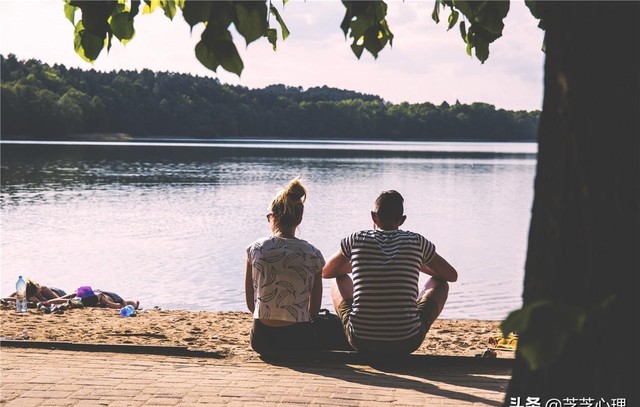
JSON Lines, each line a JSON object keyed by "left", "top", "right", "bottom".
{"left": 269, "top": 5, "right": 290, "bottom": 41}
{"left": 62, "top": 1, "right": 544, "bottom": 74}
{"left": 502, "top": 300, "right": 587, "bottom": 371}
{"left": 432, "top": 1, "right": 510, "bottom": 63}
{"left": 340, "top": 1, "right": 393, "bottom": 59}
{"left": 110, "top": 4, "right": 136, "bottom": 44}
{"left": 194, "top": 3, "right": 244, "bottom": 76}
{"left": 64, "top": 0, "right": 288, "bottom": 77}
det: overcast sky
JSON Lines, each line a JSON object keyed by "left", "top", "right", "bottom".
{"left": 0, "top": 0, "right": 545, "bottom": 111}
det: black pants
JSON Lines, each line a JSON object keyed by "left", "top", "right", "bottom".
{"left": 250, "top": 320, "right": 316, "bottom": 355}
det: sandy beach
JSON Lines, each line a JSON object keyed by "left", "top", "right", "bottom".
{"left": 0, "top": 306, "right": 514, "bottom": 362}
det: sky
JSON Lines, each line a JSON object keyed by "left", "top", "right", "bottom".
{"left": 0, "top": 0, "right": 545, "bottom": 111}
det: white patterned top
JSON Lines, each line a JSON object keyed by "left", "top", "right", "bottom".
{"left": 247, "top": 236, "right": 325, "bottom": 322}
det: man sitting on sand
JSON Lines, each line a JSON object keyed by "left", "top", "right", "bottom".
{"left": 322, "top": 190, "right": 458, "bottom": 354}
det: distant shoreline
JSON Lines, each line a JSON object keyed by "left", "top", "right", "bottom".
{"left": 0, "top": 138, "right": 538, "bottom": 159}
{"left": 2, "top": 134, "right": 536, "bottom": 144}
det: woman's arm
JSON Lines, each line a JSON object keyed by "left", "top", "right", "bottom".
{"left": 244, "top": 258, "right": 255, "bottom": 313}
{"left": 420, "top": 252, "right": 458, "bottom": 282}
{"left": 308, "top": 272, "right": 323, "bottom": 317}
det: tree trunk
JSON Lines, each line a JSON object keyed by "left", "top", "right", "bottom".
{"left": 505, "top": 2, "right": 639, "bottom": 405}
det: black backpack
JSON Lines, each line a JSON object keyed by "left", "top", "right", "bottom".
{"left": 312, "top": 309, "right": 353, "bottom": 351}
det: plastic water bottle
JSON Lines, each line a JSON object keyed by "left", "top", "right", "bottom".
{"left": 15, "top": 276, "right": 27, "bottom": 313}
{"left": 120, "top": 305, "right": 135, "bottom": 317}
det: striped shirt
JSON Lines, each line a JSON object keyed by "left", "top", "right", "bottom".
{"left": 341, "top": 229, "right": 436, "bottom": 341}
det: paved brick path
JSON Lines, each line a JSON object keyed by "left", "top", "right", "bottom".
{"left": 1, "top": 348, "right": 510, "bottom": 406}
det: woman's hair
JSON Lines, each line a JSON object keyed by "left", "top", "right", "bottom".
{"left": 26, "top": 279, "right": 40, "bottom": 297}
{"left": 270, "top": 178, "right": 307, "bottom": 229}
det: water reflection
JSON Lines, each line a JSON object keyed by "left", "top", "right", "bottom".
{"left": 1, "top": 141, "right": 535, "bottom": 320}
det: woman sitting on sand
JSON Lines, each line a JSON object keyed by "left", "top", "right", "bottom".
{"left": 245, "top": 178, "right": 325, "bottom": 355}
{"left": 1, "top": 279, "right": 67, "bottom": 306}
{"left": 42, "top": 286, "right": 139, "bottom": 310}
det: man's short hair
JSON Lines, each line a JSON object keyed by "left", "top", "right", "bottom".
{"left": 374, "top": 190, "right": 404, "bottom": 221}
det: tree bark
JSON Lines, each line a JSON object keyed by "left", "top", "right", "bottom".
{"left": 506, "top": 2, "right": 639, "bottom": 405}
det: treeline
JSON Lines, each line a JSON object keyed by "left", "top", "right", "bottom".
{"left": 1, "top": 54, "right": 539, "bottom": 141}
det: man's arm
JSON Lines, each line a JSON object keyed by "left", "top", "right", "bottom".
{"left": 322, "top": 249, "right": 352, "bottom": 279}
{"left": 244, "top": 258, "right": 255, "bottom": 313}
{"left": 420, "top": 252, "right": 458, "bottom": 282}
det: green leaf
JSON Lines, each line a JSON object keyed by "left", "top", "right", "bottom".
{"left": 459, "top": 20, "right": 467, "bottom": 41}
{"left": 106, "top": 31, "right": 113, "bottom": 52}
{"left": 73, "top": 1, "right": 114, "bottom": 38}
{"left": 495, "top": 0, "right": 510, "bottom": 17}
{"left": 431, "top": 1, "right": 440, "bottom": 24}
{"left": 74, "top": 21, "right": 105, "bottom": 62}
{"left": 476, "top": 2, "right": 507, "bottom": 35}
{"left": 474, "top": 37, "right": 489, "bottom": 63}
{"left": 110, "top": 12, "right": 135, "bottom": 42}
{"left": 264, "top": 28, "right": 278, "bottom": 51}
{"left": 181, "top": 1, "right": 211, "bottom": 28}
{"left": 195, "top": 41, "right": 220, "bottom": 72}
{"left": 64, "top": 2, "right": 77, "bottom": 25}
{"left": 160, "top": 0, "right": 176, "bottom": 20}
{"left": 501, "top": 300, "right": 552, "bottom": 336}
{"left": 208, "top": 2, "right": 235, "bottom": 28}
{"left": 340, "top": 2, "right": 351, "bottom": 37}
{"left": 363, "top": 29, "right": 381, "bottom": 58}
{"left": 130, "top": 1, "right": 141, "bottom": 18}
{"left": 269, "top": 4, "right": 290, "bottom": 40}
{"left": 349, "top": 14, "right": 373, "bottom": 40}
{"left": 447, "top": 9, "right": 459, "bottom": 30}
{"left": 452, "top": 0, "right": 474, "bottom": 20}
{"left": 235, "top": 2, "right": 268, "bottom": 45}
{"left": 501, "top": 300, "right": 587, "bottom": 371}
{"left": 351, "top": 41, "right": 365, "bottom": 59}
{"left": 196, "top": 25, "right": 244, "bottom": 76}
{"left": 142, "top": 0, "right": 159, "bottom": 15}
{"left": 465, "top": 32, "right": 473, "bottom": 56}
{"left": 213, "top": 40, "right": 244, "bottom": 75}
{"left": 340, "top": 1, "right": 393, "bottom": 60}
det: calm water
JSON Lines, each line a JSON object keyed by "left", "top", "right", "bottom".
{"left": 0, "top": 140, "right": 536, "bottom": 320}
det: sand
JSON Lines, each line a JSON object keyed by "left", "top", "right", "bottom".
{"left": 0, "top": 306, "right": 514, "bottom": 362}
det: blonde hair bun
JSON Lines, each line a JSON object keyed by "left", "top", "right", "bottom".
{"left": 284, "top": 178, "right": 306, "bottom": 202}
{"left": 270, "top": 178, "right": 307, "bottom": 228}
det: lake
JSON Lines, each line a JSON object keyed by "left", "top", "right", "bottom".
{"left": 0, "top": 140, "right": 536, "bottom": 320}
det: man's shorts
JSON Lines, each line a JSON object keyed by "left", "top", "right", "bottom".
{"left": 336, "top": 295, "right": 440, "bottom": 354}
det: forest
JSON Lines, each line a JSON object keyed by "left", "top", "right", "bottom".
{"left": 1, "top": 54, "right": 539, "bottom": 141}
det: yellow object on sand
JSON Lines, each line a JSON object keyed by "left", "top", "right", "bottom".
{"left": 488, "top": 333, "right": 518, "bottom": 351}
